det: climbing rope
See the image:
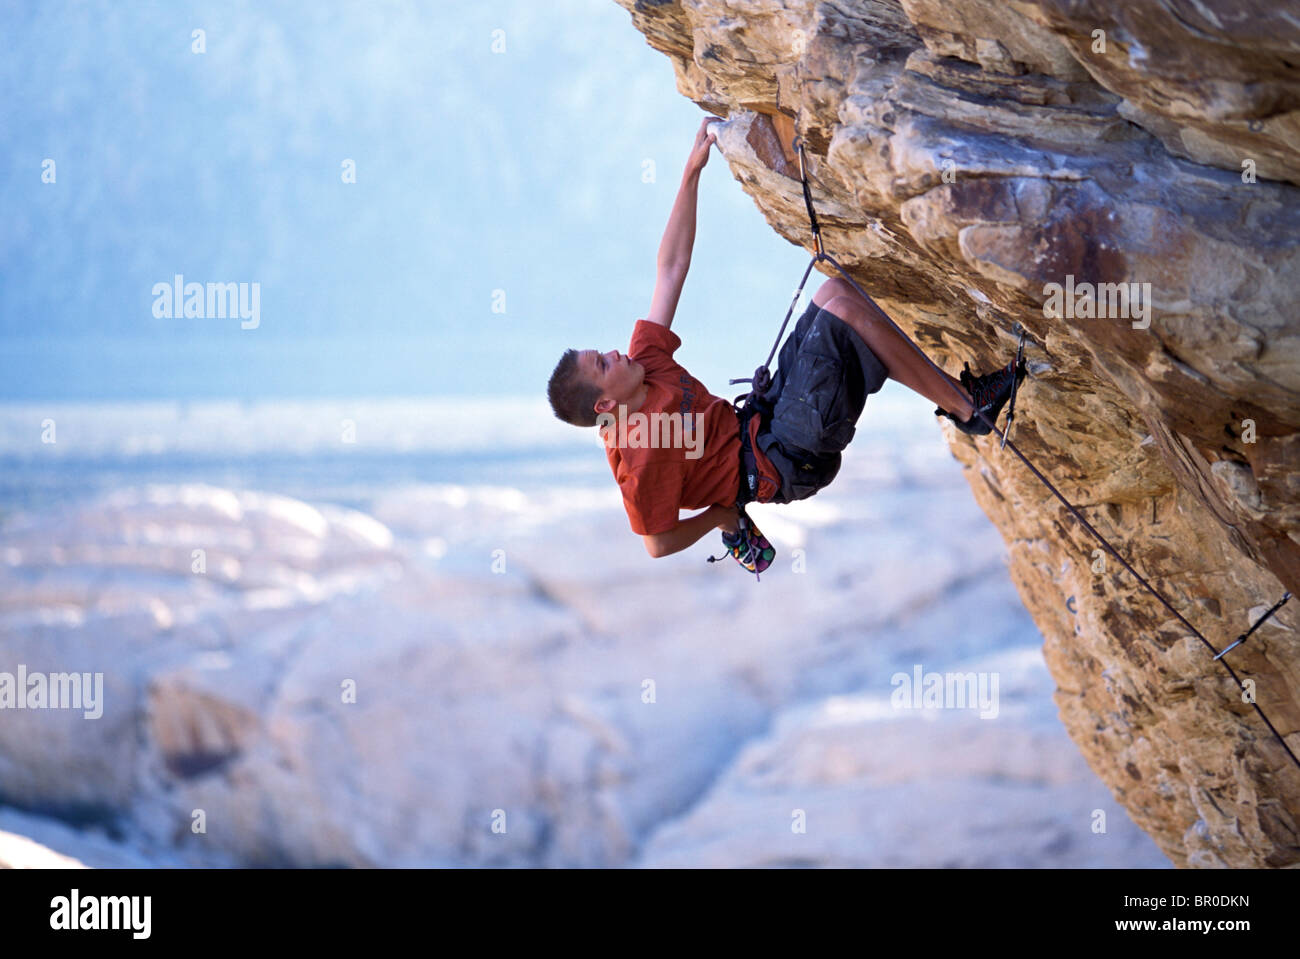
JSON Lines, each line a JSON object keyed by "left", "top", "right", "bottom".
{"left": 736, "top": 132, "right": 1299, "bottom": 773}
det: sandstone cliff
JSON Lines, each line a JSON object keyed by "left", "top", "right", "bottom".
{"left": 615, "top": 0, "right": 1300, "bottom": 866}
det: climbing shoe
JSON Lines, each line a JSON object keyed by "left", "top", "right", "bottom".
{"left": 936, "top": 355, "right": 1025, "bottom": 436}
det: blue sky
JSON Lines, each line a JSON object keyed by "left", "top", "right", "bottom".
{"left": 1, "top": 0, "right": 813, "bottom": 401}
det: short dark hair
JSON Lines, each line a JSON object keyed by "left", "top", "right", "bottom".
{"left": 547, "top": 349, "right": 603, "bottom": 427}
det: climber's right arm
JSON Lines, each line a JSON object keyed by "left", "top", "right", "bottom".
{"left": 642, "top": 504, "right": 738, "bottom": 558}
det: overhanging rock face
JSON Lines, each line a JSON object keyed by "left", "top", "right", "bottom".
{"left": 615, "top": 0, "right": 1300, "bottom": 867}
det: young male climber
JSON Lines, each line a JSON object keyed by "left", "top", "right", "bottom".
{"left": 546, "top": 116, "right": 1022, "bottom": 564}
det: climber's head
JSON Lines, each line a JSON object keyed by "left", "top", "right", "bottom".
{"left": 547, "top": 348, "right": 645, "bottom": 428}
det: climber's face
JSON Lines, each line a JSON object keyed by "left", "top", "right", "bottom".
{"left": 579, "top": 348, "right": 644, "bottom": 415}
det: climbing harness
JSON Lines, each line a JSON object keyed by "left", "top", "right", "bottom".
{"left": 707, "top": 390, "right": 777, "bottom": 579}
{"left": 712, "top": 128, "right": 1300, "bottom": 773}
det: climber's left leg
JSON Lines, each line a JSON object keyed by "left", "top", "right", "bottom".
{"left": 813, "top": 280, "right": 974, "bottom": 419}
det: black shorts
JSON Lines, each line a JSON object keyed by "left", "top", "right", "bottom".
{"left": 754, "top": 299, "right": 888, "bottom": 503}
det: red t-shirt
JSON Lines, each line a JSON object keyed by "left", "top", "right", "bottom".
{"left": 602, "top": 320, "right": 780, "bottom": 535}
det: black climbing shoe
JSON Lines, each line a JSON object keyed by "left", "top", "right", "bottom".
{"left": 935, "top": 356, "right": 1026, "bottom": 436}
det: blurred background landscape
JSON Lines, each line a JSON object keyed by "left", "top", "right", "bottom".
{"left": 0, "top": 0, "right": 1168, "bottom": 867}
